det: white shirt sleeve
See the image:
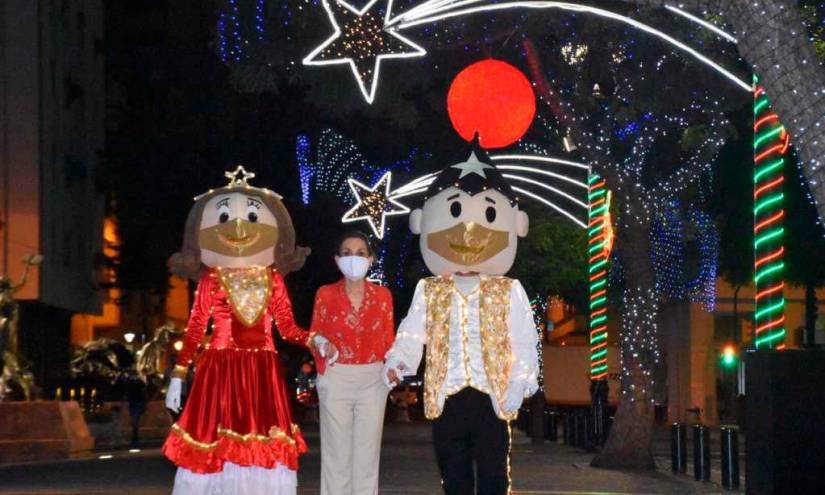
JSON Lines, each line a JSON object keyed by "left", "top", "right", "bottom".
{"left": 385, "top": 278, "right": 428, "bottom": 375}
{"left": 508, "top": 279, "right": 540, "bottom": 397}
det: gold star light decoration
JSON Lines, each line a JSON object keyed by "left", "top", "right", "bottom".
{"left": 224, "top": 165, "right": 256, "bottom": 187}
{"left": 302, "top": 0, "right": 426, "bottom": 104}
{"left": 342, "top": 172, "right": 409, "bottom": 238}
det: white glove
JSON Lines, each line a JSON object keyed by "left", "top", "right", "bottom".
{"left": 313, "top": 335, "right": 339, "bottom": 366}
{"left": 501, "top": 381, "right": 527, "bottom": 414}
{"left": 165, "top": 377, "right": 183, "bottom": 413}
{"left": 382, "top": 357, "right": 409, "bottom": 389}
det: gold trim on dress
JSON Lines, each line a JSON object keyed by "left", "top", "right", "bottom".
{"left": 170, "top": 422, "right": 301, "bottom": 451}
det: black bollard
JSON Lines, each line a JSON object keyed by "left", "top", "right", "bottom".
{"left": 671, "top": 423, "right": 687, "bottom": 474}
{"left": 544, "top": 410, "right": 559, "bottom": 441}
{"left": 525, "top": 406, "right": 534, "bottom": 437}
{"left": 563, "top": 412, "right": 574, "bottom": 445}
{"left": 590, "top": 379, "right": 609, "bottom": 446}
{"left": 573, "top": 412, "right": 589, "bottom": 448}
{"left": 720, "top": 426, "right": 740, "bottom": 490}
{"left": 693, "top": 424, "right": 711, "bottom": 481}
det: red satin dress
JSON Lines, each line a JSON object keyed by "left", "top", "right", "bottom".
{"left": 162, "top": 267, "right": 311, "bottom": 474}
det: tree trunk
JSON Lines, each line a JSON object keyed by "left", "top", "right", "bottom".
{"left": 591, "top": 209, "right": 658, "bottom": 469}
{"left": 621, "top": 0, "right": 825, "bottom": 224}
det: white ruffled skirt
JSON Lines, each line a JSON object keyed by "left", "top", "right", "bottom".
{"left": 172, "top": 463, "right": 297, "bottom": 495}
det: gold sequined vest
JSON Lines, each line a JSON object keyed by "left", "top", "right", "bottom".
{"left": 423, "top": 275, "right": 516, "bottom": 421}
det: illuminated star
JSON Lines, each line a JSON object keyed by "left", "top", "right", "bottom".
{"left": 224, "top": 165, "right": 256, "bottom": 187}
{"left": 302, "top": 0, "right": 426, "bottom": 104}
{"left": 342, "top": 172, "right": 409, "bottom": 238}
{"left": 451, "top": 152, "right": 494, "bottom": 178}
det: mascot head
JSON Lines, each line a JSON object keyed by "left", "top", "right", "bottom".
{"left": 169, "top": 166, "right": 310, "bottom": 280}
{"left": 410, "top": 145, "right": 528, "bottom": 276}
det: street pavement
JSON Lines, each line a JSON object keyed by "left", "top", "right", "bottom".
{"left": 0, "top": 421, "right": 736, "bottom": 494}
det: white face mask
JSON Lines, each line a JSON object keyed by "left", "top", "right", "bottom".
{"left": 336, "top": 256, "right": 371, "bottom": 281}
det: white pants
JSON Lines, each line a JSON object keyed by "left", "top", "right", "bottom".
{"left": 317, "top": 362, "right": 389, "bottom": 495}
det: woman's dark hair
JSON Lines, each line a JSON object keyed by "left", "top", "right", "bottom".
{"left": 336, "top": 230, "right": 374, "bottom": 256}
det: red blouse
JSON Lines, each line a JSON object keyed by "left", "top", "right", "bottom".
{"left": 177, "top": 267, "right": 311, "bottom": 367}
{"left": 310, "top": 279, "right": 395, "bottom": 366}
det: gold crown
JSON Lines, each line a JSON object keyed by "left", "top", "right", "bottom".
{"left": 194, "top": 165, "right": 282, "bottom": 201}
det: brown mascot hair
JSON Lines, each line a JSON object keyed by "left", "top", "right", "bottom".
{"left": 169, "top": 189, "right": 310, "bottom": 280}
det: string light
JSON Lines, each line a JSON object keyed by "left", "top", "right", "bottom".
{"left": 649, "top": 199, "right": 719, "bottom": 312}
{"left": 588, "top": 173, "right": 610, "bottom": 382}
{"left": 388, "top": 1, "right": 751, "bottom": 91}
{"left": 296, "top": 134, "right": 313, "bottom": 205}
{"left": 342, "top": 172, "right": 411, "bottom": 239}
{"left": 302, "top": 1, "right": 751, "bottom": 103}
{"left": 753, "top": 75, "right": 787, "bottom": 350}
{"left": 530, "top": 295, "right": 548, "bottom": 390}
{"left": 302, "top": 0, "right": 426, "bottom": 103}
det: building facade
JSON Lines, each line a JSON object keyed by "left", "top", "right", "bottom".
{"left": 1, "top": 0, "right": 105, "bottom": 390}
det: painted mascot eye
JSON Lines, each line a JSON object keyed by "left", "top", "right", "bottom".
{"left": 247, "top": 211, "right": 258, "bottom": 223}
{"left": 219, "top": 212, "right": 230, "bottom": 224}
{"left": 450, "top": 201, "right": 462, "bottom": 218}
{"left": 485, "top": 206, "right": 497, "bottom": 223}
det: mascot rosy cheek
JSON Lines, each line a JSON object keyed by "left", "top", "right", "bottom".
{"left": 162, "top": 167, "right": 325, "bottom": 495}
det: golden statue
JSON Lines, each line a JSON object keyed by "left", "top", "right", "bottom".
{"left": 0, "top": 254, "right": 43, "bottom": 401}
{"left": 136, "top": 322, "right": 182, "bottom": 393}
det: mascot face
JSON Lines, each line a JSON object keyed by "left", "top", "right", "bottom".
{"left": 410, "top": 152, "right": 528, "bottom": 276}
{"left": 198, "top": 192, "right": 279, "bottom": 268}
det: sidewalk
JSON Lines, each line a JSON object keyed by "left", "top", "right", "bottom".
{"left": 0, "top": 422, "right": 738, "bottom": 494}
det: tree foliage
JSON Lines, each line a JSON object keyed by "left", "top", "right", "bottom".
{"left": 510, "top": 207, "right": 588, "bottom": 313}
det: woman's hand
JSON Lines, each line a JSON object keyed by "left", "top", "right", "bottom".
{"left": 382, "top": 359, "right": 408, "bottom": 388}
{"left": 313, "top": 335, "right": 339, "bottom": 366}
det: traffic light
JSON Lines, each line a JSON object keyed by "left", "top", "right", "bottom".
{"left": 721, "top": 344, "right": 738, "bottom": 368}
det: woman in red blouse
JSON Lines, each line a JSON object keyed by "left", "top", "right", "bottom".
{"left": 312, "top": 231, "right": 395, "bottom": 495}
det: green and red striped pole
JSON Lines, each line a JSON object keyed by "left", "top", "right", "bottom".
{"left": 589, "top": 173, "right": 610, "bottom": 379}
{"left": 753, "top": 74, "right": 787, "bottom": 350}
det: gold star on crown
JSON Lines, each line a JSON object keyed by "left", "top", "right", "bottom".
{"left": 193, "top": 166, "right": 282, "bottom": 202}
{"left": 225, "top": 165, "right": 256, "bottom": 188}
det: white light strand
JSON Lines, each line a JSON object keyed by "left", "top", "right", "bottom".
{"left": 511, "top": 186, "right": 588, "bottom": 228}
{"left": 497, "top": 164, "right": 589, "bottom": 189}
{"left": 490, "top": 153, "right": 590, "bottom": 170}
{"left": 392, "top": 1, "right": 751, "bottom": 92}
{"left": 502, "top": 173, "right": 588, "bottom": 209}
{"left": 389, "top": 186, "right": 431, "bottom": 199}
{"left": 664, "top": 5, "right": 738, "bottom": 43}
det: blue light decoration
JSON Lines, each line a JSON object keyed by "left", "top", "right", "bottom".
{"left": 294, "top": 129, "right": 423, "bottom": 286}
{"left": 684, "top": 207, "right": 719, "bottom": 312}
{"left": 255, "top": 0, "right": 266, "bottom": 40}
{"left": 649, "top": 198, "right": 719, "bottom": 311}
{"left": 296, "top": 134, "right": 313, "bottom": 205}
{"left": 218, "top": 0, "right": 244, "bottom": 63}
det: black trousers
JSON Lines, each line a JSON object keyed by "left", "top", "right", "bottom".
{"left": 432, "top": 387, "right": 510, "bottom": 495}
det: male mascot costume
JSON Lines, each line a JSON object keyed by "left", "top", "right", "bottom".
{"left": 163, "top": 167, "right": 332, "bottom": 495}
{"left": 384, "top": 147, "right": 539, "bottom": 494}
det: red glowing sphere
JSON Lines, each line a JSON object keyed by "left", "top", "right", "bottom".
{"left": 447, "top": 59, "right": 536, "bottom": 149}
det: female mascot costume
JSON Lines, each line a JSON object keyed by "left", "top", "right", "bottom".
{"left": 162, "top": 167, "right": 329, "bottom": 494}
